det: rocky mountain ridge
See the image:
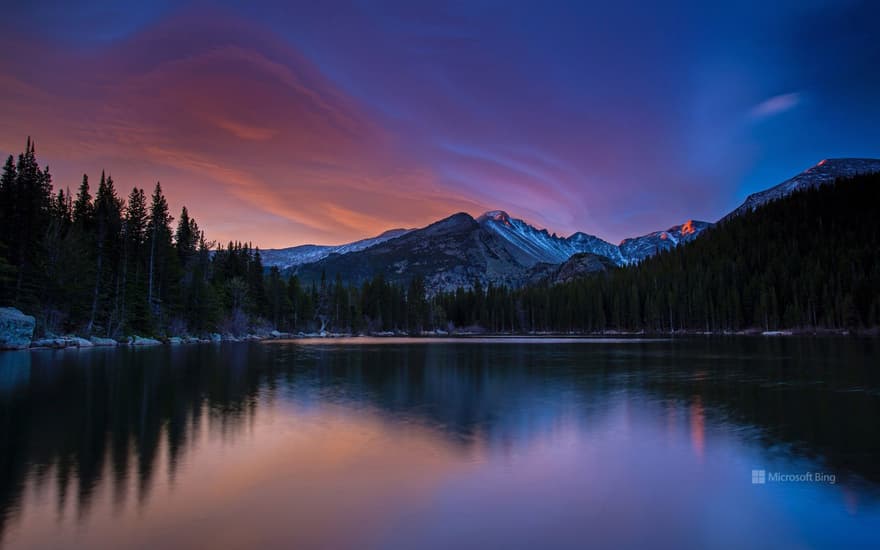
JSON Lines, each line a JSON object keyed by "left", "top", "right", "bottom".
{"left": 265, "top": 158, "right": 880, "bottom": 292}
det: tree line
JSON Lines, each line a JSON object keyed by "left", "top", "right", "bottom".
{"left": 436, "top": 171, "right": 880, "bottom": 333}
{"left": 2, "top": 139, "right": 878, "bottom": 337}
{"left": 0, "top": 139, "right": 435, "bottom": 337}
{"left": 314, "top": 170, "right": 880, "bottom": 335}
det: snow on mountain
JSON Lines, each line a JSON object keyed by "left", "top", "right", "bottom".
{"left": 475, "top": 210, "right": 707, "bottom": 266}
{"left": 291, "top": 210, "right": 702, "bottom": 294}
{"left": 567, "top": 232, "right": 626, "bottom": 265}
{"left": 261, "top": 228, "right": 411, "bottom": 269}
{"left": 269, "top": 208, "right": 705, "bottom": 278}
{"left": 723, "top": 158, "right": 880, "bottom": 221}
{"left": 260, "top": 244, "right": 332, "bottom": 269}
{"left": 477, "top": 210, "right": 625, "bottom": 266}
{"left": 618, "top": 219, "right": 712, "bottom": 264}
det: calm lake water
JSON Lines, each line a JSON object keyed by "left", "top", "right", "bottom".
{"left": 1, "top": 337, "right": 879, "bottom": 549}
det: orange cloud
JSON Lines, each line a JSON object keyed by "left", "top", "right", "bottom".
{"left": 0, "top": 14, "right": 484, "bottom": 248}
{"left": 211, "top": 117, "right": 278, "bottom": 141}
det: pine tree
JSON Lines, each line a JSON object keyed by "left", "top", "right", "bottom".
{"left": 86, "top": 173, "right": 123, "bottom": 334}
{"left": 73, "top": 174, "right": 93, "bottom": 227}
{"left": 147, "top": 182, "right": 174, "bottom": 325}
{"left": 41, "top": 187, "right": 73, "bottom": 331}
{"left": 122, "top": 187, "right": 149, "bottom": 333}
{"left": 265, "top": 267, "right": 288, "bottom": 329}
{"left": 0, "top": 155, "right": 16, "bottom": 247}
{"left": 175, "top": 206, "right": 199, "bottom": 266}
{"left": 0, "top": 155, "right": 18, "bottom": 302}
{"left": 8, "top": 138, "right": 52, "bottom": 309}
{"left": 247, "top": 248, "right": 267, "bottom": 318}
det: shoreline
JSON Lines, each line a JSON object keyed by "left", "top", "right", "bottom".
{"left": 3, "top": 326, "right": 877, "bottom": 352}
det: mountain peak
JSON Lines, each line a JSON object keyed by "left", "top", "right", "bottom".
{"left": 680, "top": 219, "right": 697, "bottom": 236}
{"left": 673, "top": 219, "right": 711, "bottom": 236}
{"left": 805, "top": 158, "right": 880, "bottom": 174}
{"left": 421, "top": 212, "right": 477, "bottom": 235}
{"left": 477, "top": 210, "right": 512, "bottom": 225}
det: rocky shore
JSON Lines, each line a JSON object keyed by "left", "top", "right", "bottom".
{"left": 23, "top": 333, "right": 291, "bottom": 350}
{"left": 0, "top": 307, "right": 303, "bottom": 351}
{"left": 1, "top": 306, "right": 868, "bottom": 352}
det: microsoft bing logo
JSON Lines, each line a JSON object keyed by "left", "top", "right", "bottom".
{"left": 750, "top": 468, "right": 836, "bottom": 485}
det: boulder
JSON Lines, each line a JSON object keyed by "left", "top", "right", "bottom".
{"left": 0, "top": 307, "right": 35, "bottom": 350}
{"left": 131, "top": 335, "right": 161, "bottom": 346}
{"left": 29, "top": 335, "right": 87, "bottom": 349}
{"left": 210, "top": 333, "right": 222, "bottom": 343}
{"left": 90, "top": 336, "right": 117, "bottom": 346}
{"left": 168, "top": 337, "right": 183, "bottom": 345}
{"left": 70, "top": 337, "right": 93, "bottom": 348}
{"left": 31, "top": 337, "right": 67, "bottom": 349}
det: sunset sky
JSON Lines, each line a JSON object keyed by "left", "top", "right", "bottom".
{"left": 1, "top": 0, "right": 878, "bottom": 248}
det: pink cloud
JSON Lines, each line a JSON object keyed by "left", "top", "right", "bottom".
{"left": 0, "top": 13, "right": 486, "bottom": 247}
{"left": 0, "top": 8, "right": 738, "bottom": 249}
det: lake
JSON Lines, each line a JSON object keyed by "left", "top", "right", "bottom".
{"left": 1, "top": 337, "right": 879, "bottom": 549}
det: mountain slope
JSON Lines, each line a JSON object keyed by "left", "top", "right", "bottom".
{"left": 261, "top": 228, "right": 410, "bottom": 269}
{"left": 723, "top": 158, "right": 880, "bottom": 221}
{"left": 293, "top": 213, "right": 532, "bottom": 292}
{"left": 476, "top": 210, "right": 624, "bottom": 265}
{"left": 618, "top": 220, "right": 712, "bottom": 263}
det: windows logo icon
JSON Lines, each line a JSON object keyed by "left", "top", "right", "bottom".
{"left": 752, "top": 469, "right": 766, "bottom": 484}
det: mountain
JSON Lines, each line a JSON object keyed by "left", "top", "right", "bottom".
{"left": 618, "top": 220, "right": 712, "bottom": 263}
{"left": 268, "top": 208, "right": 708, "bottom": 278}
{"left": 289, "top": 210, "right": 707, "bottom": 293}
{"left": 476, "top": 210, "right": 712, "bottom": 265}
{"left": 275, "top": 157, "right": 880, "bottom": 292}
{"left": 264, "top": 210, "right": 625, "bottom": 272}
{"left": 292, "top": 213, "right": 530, "bottom": 292}
{"left": 722, "top": 158, "right": 880, "bottom": 221}
{"left": 261, "top": 228, "right": 411, "bottom": 269}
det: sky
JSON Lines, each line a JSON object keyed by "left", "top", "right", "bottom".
{"left": 1, "top": 0, "right": 878, "bottom": 248}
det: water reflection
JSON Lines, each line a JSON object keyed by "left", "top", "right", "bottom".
{"left": 0, "top": 338, "right": 879, "bottom": 548}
